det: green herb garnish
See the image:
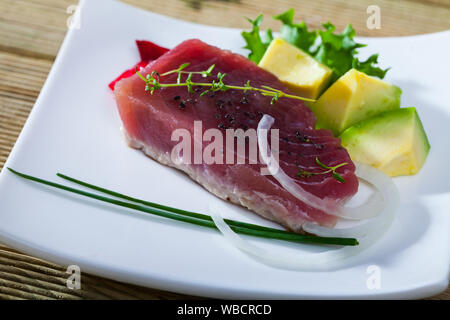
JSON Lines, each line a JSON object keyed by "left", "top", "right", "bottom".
{"left": 351, "top": 53, "right": 389, "bottom": 80}
{"left": 136, "top": 63, "right": 316, "bottom": 104}
{"left": 241, "top": 14, "right": 273, "bottom": 63}
{"left": 7, "top": 168, "right": 358, "bottom": 246}
{"left": 314, "top": 22, "right": 388, "bottom": 83}
{"left": 242, "top": 9, "right": 389, "bottom": 83}
{"left": 297, "top": 157, "right": 348, "bottom": 183}
{"left": 273, "top": 9, "right": 317, "bottom": 55}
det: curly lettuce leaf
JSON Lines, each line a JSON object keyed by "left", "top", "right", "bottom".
{"left": 313, "top": 23, "right": 389, "bottom": 82}
{"left": 241, "top": 14, "right": 273, "bottom": 63}
{"left": 273, "top": 9, "right": 317, "bottom": 54}
{"left": 241, "top": 10, "right": 389, "bottom": 82}
{"left": 352, "top": 54, "right": 389, "bottom": 79}
{"left": 313, "top": 23, "right": 366, "bottom": 82}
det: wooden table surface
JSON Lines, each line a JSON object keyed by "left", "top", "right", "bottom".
{"left": 0, "top": 0, "right": 449, "bottom": 300}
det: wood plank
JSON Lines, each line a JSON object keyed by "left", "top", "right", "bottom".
{"left": 0, "top": 0, "right": 448, "bottom": 300}
{"left": 0, "top": 0, "right": 73, "bottom": 60}
{"left": 0, "top": 0, "right": 449, "bottom": 60}
{"left": 0, "top": 51, "right": 51, "bottom": 168}
{"left": 123, "top": 0, "right": 450, "bottom": 37}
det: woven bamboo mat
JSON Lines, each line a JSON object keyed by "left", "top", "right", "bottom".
{"left": 0, "top": 0, "right": 449, "bottom": 300}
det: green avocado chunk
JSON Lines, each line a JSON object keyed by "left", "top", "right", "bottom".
{"left": 340, "top": 107, "right": 430, "bottom": 177}
{"left": 310, "top": 68, "right": 402, "bottom": 136}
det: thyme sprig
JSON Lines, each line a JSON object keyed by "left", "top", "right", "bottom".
{"left": 160, "top": 63, "right": 215, "bottom": 84}
{"left": 136, "top": 63, "right": 316, "bottom": 104}
{"left": 297, "top": 157, "right": 348, "bottom": 183}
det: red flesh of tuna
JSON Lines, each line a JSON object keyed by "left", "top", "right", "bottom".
{"left": 114, "top": 39, "right": 358, "bottom": 232}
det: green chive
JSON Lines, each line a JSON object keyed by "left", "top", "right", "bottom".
{"left": 55, "top": 173, "right": 358, "bottom": 246}
{"left": 7, "top": 168, "right": 358, "bottom": 246}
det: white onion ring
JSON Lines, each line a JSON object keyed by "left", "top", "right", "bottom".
{"left": 209, "top": 186, "right": 397, "bottom": 271}
{"left": 209, "top": 167, "right": 398, "bottom": 270}
{"left": 302, "top": 162, "right": 399, "bottom": 238}
{"left": 257, "top": 114, "right": 385, "bottom": 220}
{"left": 207, "top": 116, "right": 399, "bottom": 270}
{"left": 257, "top": 114, "right": 338, "bottom": 213}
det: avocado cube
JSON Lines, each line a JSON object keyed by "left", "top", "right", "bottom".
{"left": 340, "top": 107, "right": 430, "bottom": 177}
{"left": 311, "top": 68, "right": 402, "bottom": 136}
{"left": 258, "top": 38, "right": 332, "bottom": 100}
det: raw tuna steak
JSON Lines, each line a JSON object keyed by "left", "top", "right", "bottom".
{"left": 114, "top": 39, "right": 358, "bottom": 232}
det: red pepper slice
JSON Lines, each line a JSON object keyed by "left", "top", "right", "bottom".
{"left": 136, "top": 40, "right": 170, "bottom": 61}
{"left": 109, "top": 40, "right": 169, "bottom": 91}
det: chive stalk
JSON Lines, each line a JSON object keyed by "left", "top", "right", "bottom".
{"left": 7, "top": 168, "right": 358, "bottom": 246}
{"left": 56, "top": 173, "right": 295, "bottom": 234}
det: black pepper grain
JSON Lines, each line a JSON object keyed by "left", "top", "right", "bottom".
{"left": 296, "top": 131, "right": 309, "bottom": 142}
{"left": 246, "top": 112, "right": 255, "bottom": 119}
{"left": 314, "top": 143, "right": 324, "bottom": 150}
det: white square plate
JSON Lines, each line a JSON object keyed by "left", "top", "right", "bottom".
{"left": 0, "top": 0, "right": 449, "bottom": 299}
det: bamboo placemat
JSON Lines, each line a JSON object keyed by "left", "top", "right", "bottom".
{"left": 0, "top": 0, "right": 449, "bottom": 300}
